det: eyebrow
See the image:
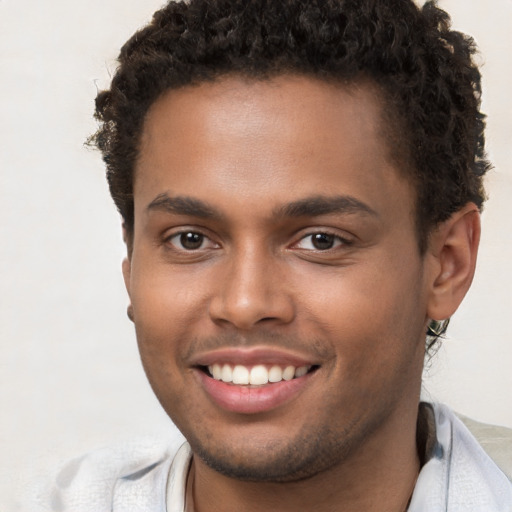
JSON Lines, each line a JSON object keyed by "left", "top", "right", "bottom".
{"left": 274, "top": 195, "right": 378, "bottom": 219}
{"left": 146, "top": 193, "right": 223, "bottom": 219}
{"left": 146, "top": 193, "right": 378, "bottom": 221}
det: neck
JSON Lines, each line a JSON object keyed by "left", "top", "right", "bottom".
{"left": 187, "top": 401, "right": 421, "bottom": 512}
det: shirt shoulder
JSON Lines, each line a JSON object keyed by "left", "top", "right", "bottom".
{"left": 33, "top": 437, "right": 184, "bottom": 512}
{"left": 409, "top": 403, "right": 512, "bottom": 512}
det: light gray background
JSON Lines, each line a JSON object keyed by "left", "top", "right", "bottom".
{"left": 1, "top": 1, "right": 511, "bottom": 510}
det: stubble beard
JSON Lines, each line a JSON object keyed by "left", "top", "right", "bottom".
{"left": 181, "top": 407, "right": 390, "bottom": 483}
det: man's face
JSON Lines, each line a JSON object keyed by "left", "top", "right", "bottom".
{"left": 125, "top": 76, "right": 431, "bottom": 481}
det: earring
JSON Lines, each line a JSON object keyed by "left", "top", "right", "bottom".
{"left": 127, "top": 304, "right": 135, "bottom": 322}
{"left": 426, "top": 319, "right": 449, "bottom": 337}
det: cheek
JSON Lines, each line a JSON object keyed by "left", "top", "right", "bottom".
{"left": 131, "top": 275, "right": 198, "bottom": 410}
{"left": 295, "top": 253, "right": 426, "bottom": 360}
{"left": 131, "top": 254, "right": 210, "bottom": 328}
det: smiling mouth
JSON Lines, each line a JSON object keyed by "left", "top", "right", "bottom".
{"left": 200, "top": 363, "right": 319, "bottom": 386}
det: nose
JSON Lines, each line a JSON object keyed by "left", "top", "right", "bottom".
{"left": 208, "top": 245, "right": 295, "bottom": 330}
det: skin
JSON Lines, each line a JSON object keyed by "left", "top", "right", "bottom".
{"left": 123, "top": 75, "right": 480, "bottom": 512}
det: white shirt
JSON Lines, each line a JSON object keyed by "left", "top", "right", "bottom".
{"left": 36, "top": 403, "right": 512, "bottom": 511}
{"left": 408, "top": 403, "right": 512, "bottom": 511}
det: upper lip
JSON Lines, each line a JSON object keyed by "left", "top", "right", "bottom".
{"left": 190, "top": 347, "right": 319, "bottom": 368}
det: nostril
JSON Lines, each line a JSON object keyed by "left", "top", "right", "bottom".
{"left": 208, "top": 283, "right": 295, "bottom": 330}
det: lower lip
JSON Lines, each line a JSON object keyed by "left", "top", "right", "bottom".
{"left": 196, "top": 370, "right": 314, "bottom": 414}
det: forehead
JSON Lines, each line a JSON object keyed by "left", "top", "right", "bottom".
{"left": 139, "top": 75, "right": 389, "bottom": 166}
{"left": 135, "top": 75, "right": 414, "bottom": 224}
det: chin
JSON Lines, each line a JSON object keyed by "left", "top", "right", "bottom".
{"left": 184, "top": 421, "right": 362, "bottom": 483}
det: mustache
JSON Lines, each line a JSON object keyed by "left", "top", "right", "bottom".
{"left": 181, "top": 330, "right": 333, "bottom": 362}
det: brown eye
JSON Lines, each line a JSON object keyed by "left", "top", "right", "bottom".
{"left": 167, "top": 231, "right": 215, "bottom": 251}
{"left": 311, "top": 233, "right": 335, "bottom": 250}
{"left": 294, "top": 232, "right": 348, "bottom": 251}
{"left": 179, "top": 232, "right": 204, "bottom": 250}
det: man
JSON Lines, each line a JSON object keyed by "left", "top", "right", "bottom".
{"left": 47, "top": 0, "right": 512, "bottom": 510}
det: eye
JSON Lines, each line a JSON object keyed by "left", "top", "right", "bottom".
{"left": 167, "top": 231, "right": 217, "bottom": 251}
{"left": 295, "top": 232, "right": 347, "bottom": 251}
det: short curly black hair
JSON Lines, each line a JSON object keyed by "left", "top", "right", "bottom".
{"left": 92, "top": 0, "right": 489, "bottom": 252}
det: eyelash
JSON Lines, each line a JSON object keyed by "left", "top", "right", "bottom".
{"left": 293, "top": 231, "right": 353, "bottom": 251}
{"left": 165, "top": 230, "right": 218, "bottom": 251}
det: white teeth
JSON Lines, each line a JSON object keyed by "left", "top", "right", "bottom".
{"left": 282, "top": 366, "right": 295, "bottom": 381}
{"left": 249, "top": 365, "right": 268, "bottom": 385}
{"left": 232, "top": 365, "right": 250, "bottom": 384}
{"left": 295, "top": 366, "right": 308, "bottom": 378}
{"left": 221, "top": 364, "right": 233, "bottom": 383}
{"left": 212, "top": 364, "right": 222, "bottom": 380}
{"left": 210, "top": 363, "right": 312, "bottom": 385}
{"left": 268, "top": 365, "right": 283, "bottom": 382}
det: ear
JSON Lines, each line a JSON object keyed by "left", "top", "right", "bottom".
{"left": 426, "top": 203, "right": 481, "bottom": 322}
